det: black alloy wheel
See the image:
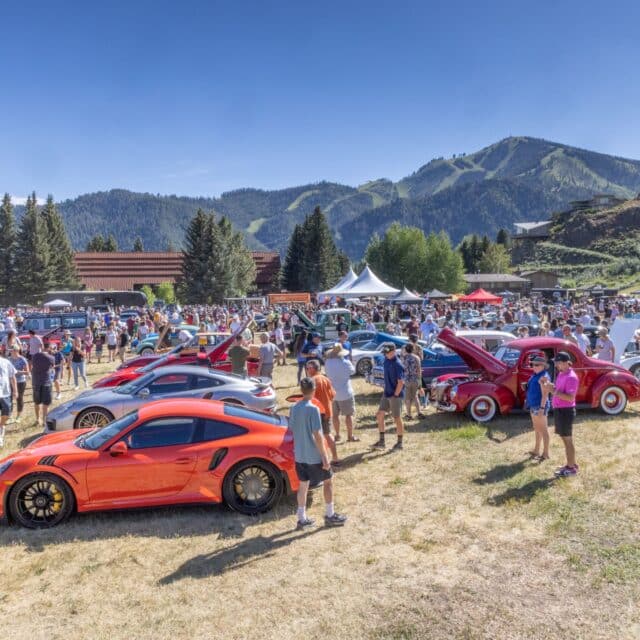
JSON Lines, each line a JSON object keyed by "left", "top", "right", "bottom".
{"left": 222, "top": 459, "right": 283, "bottom": 515}
{"left": 9, "top": 473, "right": 75, "bottom": 529}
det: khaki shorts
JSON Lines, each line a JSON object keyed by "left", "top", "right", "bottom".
{"left": 378, "top": 395, "right": 403, "bottom": 418}
{"left": 405, "top": 381, "right": 420, "bottom": 404}
{"left": 332, "top": 397, "right": 355, "bottom": 417}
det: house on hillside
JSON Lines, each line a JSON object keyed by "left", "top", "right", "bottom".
{"left": 511, "top": 221, "right": 552, "bottom": 263}
{"left": 463, "top": 273, "right": 531, "bottom": 296}
{"left": 568, "top": 194, "right": 626, "bottom": 212}
{"left": 517, "top": 269, "right": 559, "bottom": 289}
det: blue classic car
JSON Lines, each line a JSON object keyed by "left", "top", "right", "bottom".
{"left": 369, "top": 330, "right": 516, "bottom": 387}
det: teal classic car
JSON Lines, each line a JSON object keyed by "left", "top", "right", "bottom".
{"left": 136, "top": 324, "right": 199, "bottom": 355}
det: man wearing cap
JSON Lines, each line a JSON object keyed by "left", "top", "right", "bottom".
{"left": 374, "top": 343, "right": 405, "bottom": 450}
{"left": 289, "top": 376, "right": 347, "bottom": 529}
{"left": 31, "top": 346, "right": 55, "bottom": 428}
{"left": 324, "top": 343, "right": 357, "bottom": 442}
{"left": 420, "top": 315, "right": 438, "bottom": 341}
{"left": 595, "top": 328, "right": 615, "bottom": 362}
{"left": 257, "top": 332, "right": 281, "bottom": 379}
{"left": 541, "top": 352, "right": 579, "bottom": 477}
{"left": 301, "top": 332, "right": 324, "bottom": 363}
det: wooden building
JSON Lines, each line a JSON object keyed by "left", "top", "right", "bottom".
{"left": 73, "top": 251, "right": 281, "bottom": 294}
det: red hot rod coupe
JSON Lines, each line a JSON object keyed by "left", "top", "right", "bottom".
{"left": 430, "top": 328, "right": 640, "bottom": 423}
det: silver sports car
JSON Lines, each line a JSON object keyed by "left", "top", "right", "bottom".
{"left": 46, "top": 365, "right": 277, "bottom": 431}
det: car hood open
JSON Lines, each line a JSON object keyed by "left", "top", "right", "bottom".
{"left": 436, "top": 327, "right": 508, "bottom": 378}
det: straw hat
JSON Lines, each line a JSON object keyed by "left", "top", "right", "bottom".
{"left": 325, "top": 343, "right": 349, "bottom": 358}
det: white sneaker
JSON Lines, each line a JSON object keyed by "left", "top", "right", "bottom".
{"left": 15, "top": 416, "right": 21, "bottom": 424}
{"left": 55, "top": 393, "right": 62, "bottom": 400}
{"left": 74, "top": 386, "right": 79, "bottom": 390}
{"left": 0, "top": 428, "right": 4, "bottom": 448}
{"left": 6, "top": 417, "right": 15, "bottom": 425}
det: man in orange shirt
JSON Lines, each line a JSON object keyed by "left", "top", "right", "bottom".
{"left": 305, "top": 359, "right": 340, "bottom": 466}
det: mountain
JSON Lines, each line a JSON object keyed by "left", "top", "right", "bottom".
{"left": 13, "top": 137, "right": 640, "bottom": 258}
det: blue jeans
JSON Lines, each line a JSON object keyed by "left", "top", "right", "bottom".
{"left": 72, "top": 361, "right": 87, "bottom": 386}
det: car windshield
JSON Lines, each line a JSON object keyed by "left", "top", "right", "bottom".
{"left": 360, "top": 341, "right": 379, "bottom": 351}
{"left": 493, "top": 346, "right": 521, "bottom": 366}
{"left": 78, "top": 411, "right": 139, "bottom": 450}
{"left": 114, "top": 373, "right": 154, "bottom": 394}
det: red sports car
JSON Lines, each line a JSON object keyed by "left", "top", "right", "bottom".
{"left": 0, "top": 399, "right": 298, "bottom": 528}
{"left": 94, "top": 333, "right": 259, "bottom": 388}
{"left": 430, "top": 328, "right": 640, "bottom": 423}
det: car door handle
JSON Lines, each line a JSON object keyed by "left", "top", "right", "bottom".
{"left": 174, "top": 457, "right": 194, "bottom": 465}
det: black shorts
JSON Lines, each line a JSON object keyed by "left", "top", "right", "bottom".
{"left": 295, "top": 462, "right": 333, "bottom": 484}
{"left": 554, "top": 407, "right": 576, "bottom": 437}
{"left": 33, "top": 384, "right": 52, "bottom": 406}
{"left": 321, "top": 415, "right": 331, "bottom": 436}
{"left": 107, "top": 344, "right": 117, "bottom": 351}
{"left": 0, "top": 396, "right": 11, "bottom": 417}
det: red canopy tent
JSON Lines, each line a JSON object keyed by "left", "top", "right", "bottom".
{"left": 458, "top": 288, "right": 503, "bottom": 304}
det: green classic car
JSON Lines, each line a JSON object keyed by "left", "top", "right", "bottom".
{"left": 136, "top": 324, "right": 199, "bottom": 355}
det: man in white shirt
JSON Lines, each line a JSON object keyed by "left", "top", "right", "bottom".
{"left": 0, "top": 357, "right": 18, "bottom": 447}
{"left": 574, "top": 323, "right": 591, "bottom": 355}
{"left": 420, "top": 315, "right": 438, "bottom": 341}
{"left": 324, "top": 343, "right": 356, "bottom": 442}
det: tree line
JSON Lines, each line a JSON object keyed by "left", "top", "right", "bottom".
{"left": 0, "top": 193, "right": 78, "bottom": 304}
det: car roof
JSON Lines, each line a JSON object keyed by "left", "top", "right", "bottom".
{"left": 148, "top": 364, "right": 230, "bottom": 377}
{"left": 137, "top": 398, "right": 227, "bottom": 421}
{"left": 507, "top": 336, "right": 578, "bottom": 349}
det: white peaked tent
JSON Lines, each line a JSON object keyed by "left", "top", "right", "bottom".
{"left": 388, "top": 287, "right": 423, "bottom": 304}
{"left": 320, "top": 267, "right": 358, "bottom": 296}
{"left": 340, "top": 266, "right": 400, "bottom": 298}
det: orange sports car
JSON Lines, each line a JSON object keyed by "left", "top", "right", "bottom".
{"left": 0, "top": 399, "right": 298, "bottom": 528}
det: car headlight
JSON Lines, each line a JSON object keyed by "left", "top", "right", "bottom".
{"left": 0, "top": 460, "right": 13, "bottom": 476}
{"left": 449, "top": 385, "right": 458, "bottom": 399}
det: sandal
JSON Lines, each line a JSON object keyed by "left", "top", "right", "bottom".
{"left": 334, "top": 434, "right": 341, "bottom": 442}
{"left": 403, "top": 414, "right": 413, "bottom": 420}
{"left": 347, "top": 436, "right": 360, "bottom": 442}
{"left": 527, "top": 451, "right": 540, "bottom": 459}
{"left": 537, "top": 454, "right": 550, "bottom": 462}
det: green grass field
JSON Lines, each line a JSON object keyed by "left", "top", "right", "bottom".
{"left": 1, "top": 357, "right": 639, "bottom": 639}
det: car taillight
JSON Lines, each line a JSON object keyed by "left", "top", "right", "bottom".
{"left": 253, "top": 388, "right": 272, "bottom": 397}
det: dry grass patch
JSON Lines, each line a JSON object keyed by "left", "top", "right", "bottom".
{"left": 1, "top": 358, "right": 640, "bottom": 639}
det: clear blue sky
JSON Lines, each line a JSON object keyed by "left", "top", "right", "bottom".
{"left": 2, "top": 0, "right": 639, "bottom": 201}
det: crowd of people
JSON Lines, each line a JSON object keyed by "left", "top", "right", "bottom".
{"left": 1, "top": 292, "right": 640, "bottom": 525}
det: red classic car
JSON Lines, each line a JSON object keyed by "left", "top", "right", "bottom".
{"left": 93, "top": 332, "right": 259, "bottom": 388}
{"left": 430, "top": 328, "right": 640, "bottom": 423}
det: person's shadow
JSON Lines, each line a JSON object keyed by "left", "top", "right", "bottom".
{"left": 158, "top": 526, "right": 325, "bottom": 585}
{"left": 472, "top": 460, "right": 528, "bottom": 485}
{"left": 487, "top": 478, "right": 555, "bottom": 506}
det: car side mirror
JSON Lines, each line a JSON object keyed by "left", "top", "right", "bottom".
{"left": 110, "top": 441, "right": 128, "bottom": 457}
{"left": 138, "top": 387, "right": 150, "bottom": 397}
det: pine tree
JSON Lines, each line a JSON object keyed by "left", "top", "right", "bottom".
{"left": 14, "top": 193, "right": 53, "bottom": 299}
{"left": 104, "top": 234, "right": 118, "bottom": 252}
{"left": 0, "top": 193, "right": 17, "bottom": 302}
{"left": 496, "top": 228, "right": 510, "bottom": 248}
{"left": 281, "top": 223, "right": 304, "bottom": 290}
{"left": 41, "top": 195, "right": 78, "bottom": 289}
{"left": 87, "top": 235, "right": 105, "bottom": 252}
{"left": 133, "top": 237, "right": 144, "bottom": 252}
{"left": 179, "top": 209, "right": 212, "bottom": 303}
{"left": 298, "top": 206, "right": 343, "bottom": 291}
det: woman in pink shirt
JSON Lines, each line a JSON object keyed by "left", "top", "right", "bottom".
{"left": 541, "top": 351, "right": 579, "bottom": 477}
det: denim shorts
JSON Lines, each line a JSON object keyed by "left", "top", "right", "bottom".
{"left": 529, "top": 406, "right": 549, "bottom": 417}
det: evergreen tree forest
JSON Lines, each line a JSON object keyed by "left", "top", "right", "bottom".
{"left": 280, "top": 206, "right": 350, "bottom": 291}
{"left": 0, "top": 193, "right": 78, "bottom": 303}
{"left": 179, "top": 208, "right": 256, "bottom": 304}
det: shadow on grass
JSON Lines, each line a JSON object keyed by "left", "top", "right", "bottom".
{"left": 488, "top": 478, "right": 555, "bottom": 506}
{"left": 158, "top": 526, "right": 326, "bottom": 584}
{"left": 473, "top": 460, "right": 528, "bottom": 485}
{"left": 0, "top": 494, "right": 301, "bottom": 551}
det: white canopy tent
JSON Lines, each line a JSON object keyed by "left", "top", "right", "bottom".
{"left": 319, "top": 267, "right": 358, "bottom": 296}
{"left": 388, "top": 287, "right": 423, "bottom": 304}
{"left": 43, "top": 299, "right": 72, "bottom": 308}
{"left": 340, "top": 266, "right": 399, "bottom": 298}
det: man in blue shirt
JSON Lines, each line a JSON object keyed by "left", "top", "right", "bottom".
{"left": 289, "top": 377, "right": 347, "bottom": 529}
{"left": 373, "top": 343, "right": 405, "bottom": 450}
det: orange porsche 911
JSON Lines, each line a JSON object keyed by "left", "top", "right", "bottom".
{"left": 0, "top": 400, "right": 298, "bottom": 529}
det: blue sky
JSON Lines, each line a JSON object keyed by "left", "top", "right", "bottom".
{"left": 2, "top": 0, "right": 639, "bottom": 201}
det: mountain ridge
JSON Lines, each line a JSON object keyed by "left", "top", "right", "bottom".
{"left": 9, "top": 136, "right": 640, "bottom": 259}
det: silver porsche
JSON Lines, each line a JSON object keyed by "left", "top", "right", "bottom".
{"left": 46, "top": 365, "right": 276, "bottom": 431}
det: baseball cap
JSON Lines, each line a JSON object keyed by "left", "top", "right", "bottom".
{"left": 554, "top": 351, "right": 571, "bottom": 363}
{"left": 311, "top": 332, "right": 320, "bottom": 339}
{"left": 381, "top": 343, "right": 396, "bottom": 354}
{"left": 530, "top": 355, "right": 546, "bottom": 365}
